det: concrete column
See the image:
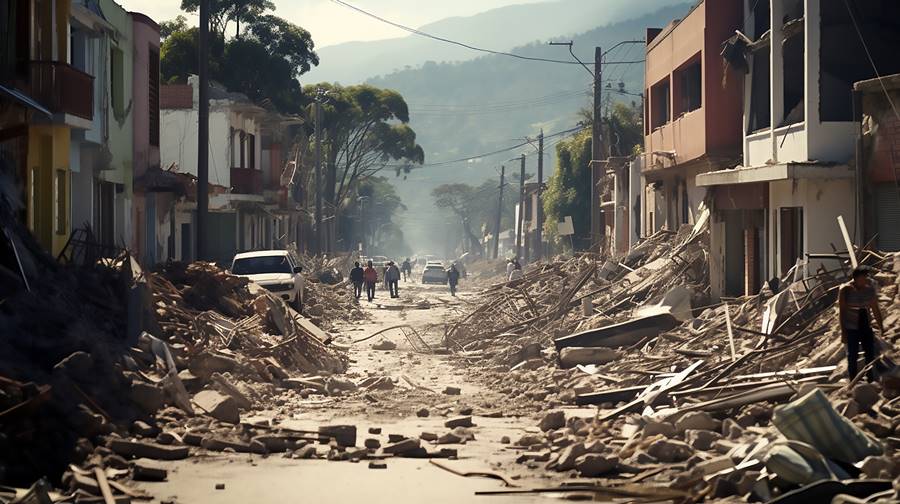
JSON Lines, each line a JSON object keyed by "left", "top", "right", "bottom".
{"left": 770, "top": 0, "right": 784, "bottom": 163}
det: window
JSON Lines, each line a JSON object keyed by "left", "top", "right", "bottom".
{"left": 54, "top": 169, "right": 66, "bottom": 235}
{"left": 149, "top": 48, "right": 160, "bottom": 146}
{"left": 779, "top": 207, "right": 803, "bottom": 277}
{"left": 110, "top": 46, "right": 125, "bottom": 117}
{"left": 749, "top": 51, "right": 771, "bottom": 132}
{"left": 674, "top": 58, "right": 702, "bottom": 116}
{"left": 239, "top": 131, "right": 246, "bottom": 168}
{"left": 650, "top": 78, "right": 671, "bottom": 129}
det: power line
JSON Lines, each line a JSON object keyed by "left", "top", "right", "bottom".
{"left": 409, "top": 89, "right": 589, "bottom": 111}
{"left": 329, "top": 0, "right": 644, "bottom": 66}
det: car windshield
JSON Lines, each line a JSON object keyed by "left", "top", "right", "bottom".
{"left": 232, "top": 255, "right": 292, "bottom": 275}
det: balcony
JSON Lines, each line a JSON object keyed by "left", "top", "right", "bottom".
{"left": 231, "top": 167, "right": 262, "bottom": 195}
{"left": 28, "top": 61, "right": 94, "bottom": 120}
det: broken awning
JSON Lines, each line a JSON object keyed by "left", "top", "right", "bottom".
{"left": 0, "top": 84, "right": 51, "bottom": 116}
{"left": 696, "top": 163, "right": 854, "bottom": 187}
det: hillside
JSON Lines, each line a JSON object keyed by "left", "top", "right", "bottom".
{"left": 303, "top": 0, "right": 689, "bottom": 84}
{"left": 361, "top": 3, "right": 693, "bottom": 251}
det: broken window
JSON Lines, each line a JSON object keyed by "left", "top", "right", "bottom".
{"left": 650, "top": 78, "right": 670, "bottom": 130}
{"left": 748, "top": 0, "right": 771, "bottom": 132}
{"left": 781, "top": 2, "right": 805, "bottom": 126}
{"left": 820, "top": 0, "right": 900, "bottom": 122}
{"left": 674, "top": 56, "right": 702, "bottom": 117}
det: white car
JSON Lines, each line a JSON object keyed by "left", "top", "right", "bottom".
{"left": 421, "top": 262, "right": 448, "bottom": 284}
{"left": 231, "top": 250, "right": 305, "bottom": 309}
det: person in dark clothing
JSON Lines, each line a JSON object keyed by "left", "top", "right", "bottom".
{"left": 349, "top": 261, "right": 364, "bottom": 300}
{"left": 363, "top": 261, "right": 378, "bottom": 302}
{"left": 447, "top": 264, "right": 461, "bottom": 296}
{"left": 401, "top": 258, "right": 412, "bottom": 282}
{"left": 839, "top": 266, "right": 884, "bottom": 381}
{"left": 386, "top": 261, "right": 401, "bottom": 298}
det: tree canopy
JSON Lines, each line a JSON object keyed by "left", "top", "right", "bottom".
{"left": 160, "top": 6, "right": 317, "bottom": 114}
{"left": 542, "top": 129, "right": 592, "bottom": 250}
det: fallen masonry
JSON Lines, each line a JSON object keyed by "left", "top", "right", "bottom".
{"left": 445, "top": 216, "right": 900, "bottom": 501}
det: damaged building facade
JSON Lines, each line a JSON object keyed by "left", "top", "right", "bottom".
{"left": 640, "top": 0, "right": 744, "bottom": 240}
{"left": 698, "top": 0, "right": 900, "bottom": 299}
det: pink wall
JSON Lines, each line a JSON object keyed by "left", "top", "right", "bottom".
{"left": 131, "top": 12, "right": 161, "bottom": 178}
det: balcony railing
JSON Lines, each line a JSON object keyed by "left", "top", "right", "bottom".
{"left": 28, "top": 61, "right": 94, "bottom": 120}
{"left": 231, "top": 167, "right": 262, "bottom": 195}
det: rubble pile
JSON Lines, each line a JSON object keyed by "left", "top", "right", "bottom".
{"left": 302, "top": 278, "right": 366, "bottom": 330}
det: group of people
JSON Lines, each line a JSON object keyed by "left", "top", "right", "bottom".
{"left": 349, "top": 258, "right": 462, "bottom": 301}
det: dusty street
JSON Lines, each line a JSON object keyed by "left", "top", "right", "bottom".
{"left": 132, "top": 279, "right": 579, "bottom": 503}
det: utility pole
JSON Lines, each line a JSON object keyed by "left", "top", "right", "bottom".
{"left": 196, "top": 0, "right": 209, "bottom": 260}
{"left": 536, "top": 130, "right": 544, "bottom": 260}
{"left": 515, "top": 154, "right": 525, "bottom": 260}
{"left": 314, "top": 101, "right": 323, "bottom": 255}
{"left": 493, "top": 165, "right": 505, "bottom": 259}
{"left": 591, "top": 46, "right": 603, "bottom": 250}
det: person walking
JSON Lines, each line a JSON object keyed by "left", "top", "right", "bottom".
{"left": 363, "top": 260, "right": 378, "bottom": 302}
{"left": 508, "top": 259, "right": 523, "bottom": 282}
{"left": 447, "top": 263, "right": 461, "bottom": 296}
{"left": 349, "top": 261, "right": 364, "bottom": 300}
{"left": 386, "top": 261, "right": 401, "bottom": 298}
{"left": 401, "top": 258, "right": 412, "bottom": 282}
{"left": 839, "top": 266, "right": 884, "bottom": 381}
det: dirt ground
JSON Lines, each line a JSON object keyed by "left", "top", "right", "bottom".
{"left": 134, "top": 279, "right": 584, "bottom": 503}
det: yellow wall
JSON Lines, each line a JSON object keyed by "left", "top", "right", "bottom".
{"left": 27, "top": 125, "right": 71, "bottom": 256}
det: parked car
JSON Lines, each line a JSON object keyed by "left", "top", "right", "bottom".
{"left": 370, "top": 255, "right": 390, "bottom": 269}
{"left": 231, "top": 250, "right": 304, "bottom": 309}
{"left": 421, "top": 262, "right": 448, "bottom": 284}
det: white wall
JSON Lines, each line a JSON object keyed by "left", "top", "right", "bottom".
{"left": 768, "top": 176, "right": 855, "bottom": 278}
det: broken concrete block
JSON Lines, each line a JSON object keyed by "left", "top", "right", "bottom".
{"left": 675, "top": 411, "right": 719, "bottom": 434}
{"left": 555, "top": 442, "right": 587, "bottom": 471}
{"left": 131, "top": 420, "right": 158, "bottom": 438}
{"left": 368, "top": 427, "right": 382, "bottom": 435}
{"left": 200, "top": 437, "right": 266, "bottom": 454}
{"left": 516, "top": 450, "right": 551, "bottom": 463}
{"left": 420, "top": 432, "right": 438, "bottom": 442}
{"left": 694, "top": 456, "right": 736, "bottom": 476}
{"left": 252, "top": 435, "right": 289, "bottom": 453}
{"left": 538, "top": 411, "right": 565, "bottom": 432}
{"left": 500, "top": 436, "right": 510, "bottom": 444}
{"left": 516, "top": 434, "right": 544, "bottom": 447}
{"left": 193, "top": 390, "right": 240, "bottom": 424}
{"left": 325, "top": 377, "right": 358, "bottom": 395}
{"left": 295, "top": 445, "right": 317, "bottom": 459}
{"left": 860, "top": 455, "right": 897, "bottom": 479}
{"left": 368, "top": 461, "right": 387, "bottom": 469}
{"left": 642, "top": 419, "right": 675, "bottom": 438}
{"left": 364, "top": 438, "right": 381, "bottom": 450}
{"left": 131, "top": 382, "right": 166, "bottom": 414}
{"left": 371, "top": 340, "right": 397, "bottom": 351}
{"left": 416, "top": 408, "right": 430, "bottom": 418}
{"left": 319, "top": 425, "right": 357, "bottom": 447}
{"left": 685, "top": 429, "right": 723, "bottom": 451}
{"left": 108, "top": 439, "right": 189, "bottom": 460}
{"left": 437, "top": 432, "right": 463, "bottom": 444}
{"left": 647, "top": 439, "right": 693, "bottom": 463}
{"left": 210, "top": 373, "right": 253, "bottom": 410}
{"left": 852, "top": 383, "right": 882, "bottom": 412}
{"left": 382, "top": 438, "right": 421, "bottom": 455}
{"left": 444, "top": 416, "right": 473, "bottom": 428}
{"left": 443, "top": 386, "right": 461, "bottom": 395}
{"left": 575, "top": 454, "right": 618, "bottom": 477}
{"left": 132, "top": 460, "right": 168, "bottom": 481}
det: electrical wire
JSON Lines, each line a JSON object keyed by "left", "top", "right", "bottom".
{"left": 329, "top": 0, "right": 644, "bottom": 66}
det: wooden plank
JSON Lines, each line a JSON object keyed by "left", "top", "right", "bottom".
{"left": 724, "top": 303, "right": 736, "bottom": 362}
{"left": 93, "top": 468, "right": 116, "bottom": 504}
{"left": 837, "top": 215, "right": 858, "bottom": 268}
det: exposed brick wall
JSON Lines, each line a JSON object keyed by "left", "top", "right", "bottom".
{"left": 160, "top": 85, "right": 192, "bottom": 109}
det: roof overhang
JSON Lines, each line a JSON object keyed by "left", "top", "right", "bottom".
{"left": 696, "top": 162, "right": 853, "bottom": 187}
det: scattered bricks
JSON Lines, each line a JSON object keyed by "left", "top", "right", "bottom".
{"left": 132, "top": 460, "right": 169, "bottom": 482}
{"left": 156, "top": 432, "right": 179, "bottom": 445}
{"left": 364, "top": 438, "right": 381, "bottom": 450}
{"left": 131, "top": 382, "right": 166, "bottom": 414}
{"left": 382, "top": 438, "right": 421, "bottom": 455}
{"left": 102, "top": 454, "right": 130, "bottom": 469}
{"left": 108, "top": 439, "right": 190, "bottom": 460}
{"left": 443, "top": 386, "right": 461, "bottom": 395}
{"left": 295, "top": 445, "right": 317, "bottom": 459}
{"left": 646, "top": 439, "right": 694, "bottom": 463}
{"left": 444, "top": 416, "right": 473, "bottom": 429}
{"left": 131, "top": 420, "right": 159, "bottom": 438}
{"left": 853, "top": 382, "right": 882, "bottom": 412}
{"left": 642, "top": 419, "right": 676, "bottom": 438}
{"left": 371, "top": 340, "right": 397, "bottom": 351}
{"left": 325, "top": 377, "right": 358, "bottom": 395}
{"left": 450, "top": 427, "right": 475, "bottom": 442}
{"left": 685, "top": 429, "right": 723, "bottom": 451}
{"left": 538, "top": 411, "right": 565, "bottom": 432}
{"left": 200, "top": 437, "right": 266, "bottom": 454}
{"left": 631, "top": 450, "right": 658, "bottom": 465}
{"left": 346, "top": 447, "right": 368, "bottom": 461}
{"left": 695, "top": 456, "right": 735, "bottom": 476}
{"left": 721, "top": 419, "right": 745, "bottom": 440}
{"left": 675, "top": 412, "right": 719, "bottom": 434}
{"left": 575, "top": 454, "right": 618, "bottom": 477}
{"left": 416, "top": 408, "right": 430, "bottom": 418}
{"left": 420, "top": 432, "right": 438, "bottom": 442}
{"left": 858, "top": 416, "right": 893, "bottom": 438}
{"left": 318, "top": 425, "right": 357, "bottom": 447}
{"left": 369, "top": 461, "right": 387, "bottom": 469}
{"left": 457, "top": 407, "right": 473, "bottom": 416}
{"left": 266, "top": 364, "right": 289, "bottom": 381}
{"left": 215, "top": 483, "right": 225, "bottom": 490}
{"left": 555, "top": 442, "right": 587, "bottom": 471}
{"left": 437, "top": 448, "right": 458, "bottom": 459}
{"left": 368, "top": 427, "right": 382, "bottom": 435}
{"left": 193, "top": 390, "right": 240, "bottom": 424}
{"left": 66, "top": 472, "right": 100, "bottom": 494}
{"left": 388, "top": 434, "right": 407, "bottom": 443}
{"left": 713, "top": 439, "right": 739, "bottom": 455}
{"left": 182, "top": 431, "right": 204, "bottom": 447}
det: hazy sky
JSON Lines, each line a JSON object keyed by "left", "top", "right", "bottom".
{"left": 117, "top": 0, "right": 546, "bottom": 47}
